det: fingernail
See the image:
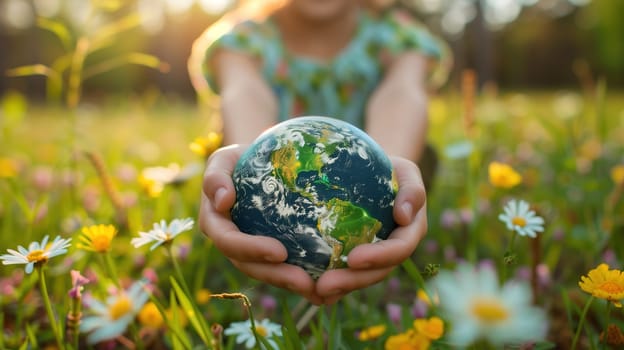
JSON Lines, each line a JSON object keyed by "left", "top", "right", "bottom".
{"left": 214, "top": 187, "right": 227, "bottom": 207}
{"left": 402, "top": 202, "right": 413, "bottom": 219}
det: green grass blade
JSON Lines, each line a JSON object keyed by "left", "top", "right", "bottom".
{"left": 82, "top": 53, "right": 168, "bottom": 80}
{"left": 280, "top": 299, "right": 303, "bottom": 350}
{"left": 37, "top": 17, "right": 73, "bottom": 51}
{"left": 168, "top": 291, "right": 193, "bottom": 350}
{"left": 169, "top": 276, "right": 211, "bottom": 346}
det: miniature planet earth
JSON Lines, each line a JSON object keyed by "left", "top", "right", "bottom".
{"left": 231, "top": 116, "right": 397, "bottom": 278}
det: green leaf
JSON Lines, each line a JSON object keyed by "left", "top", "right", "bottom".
{"left": 325, "top": 305, "right": 342, "bottom": 350}
{"left": 280, "top": 299, "right": 303, "bottom": 350}
{"left": 24, "top": 323, "right": 38, "bottom": 348}
{"left": 256, "top": 334, "right": 276, "bottom": 350}
{"left": 6, "top": 64, "right": 56, "bottom": 78}
{"left": 169, "top": 276, "right": 212, "bottom": 346}
{"left": 37, "top": 17, "right": 72, "bottom": 51}
{"left": 401, "top": 259, "right": 427, "bottom": 290}
{"left": 89, "top": 14, "right": 142, "bottom": 52}
{"left": 169, "top": 291, "right": 193, "bottom": 350}
{"left": 82, "top": 53, "right": 169, "bottom": 80}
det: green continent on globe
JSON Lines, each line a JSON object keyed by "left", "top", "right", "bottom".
{"left": 270, "top": 133, "right": 341, "bottom": 195}
{"left": 318, "top": 198, "right": 382, "bottom": 269}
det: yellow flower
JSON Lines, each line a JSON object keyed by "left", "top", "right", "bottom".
{"left": 138, "top": 302, "right": 164, "bottom": 329}
{"left": 0, "top": 157, "right": 18, "bottom": 178}
{"left": 358, "top": 324, "right": 387, "bottom": 341}
{"left": 611, "top": 165, "right": 624, "bottom": 185}
{"left": 195, "top": 288, "right": 212, "bottom": 305}
{"left": 579, "top": 263, "right": 624, "bottom": 307}
{"left": 414, "top": 317, "right": 444, "bottom": 340}
{"left": 166, "top": 306, "right": 189, "bottom": 328}
{"left": 189, "top": 132, "right": 223, "bottom": 158}
{"left": 138, "top": 174, "right": 165, "bottom": 198}
{"left": 385, "top": 330, "right": 431, "bottom": 350}
{"left": 78, "top": 224, "right": 117, "bottom": 253}
{"left": 488, "top": 162, "right": 522, "bottom": 189}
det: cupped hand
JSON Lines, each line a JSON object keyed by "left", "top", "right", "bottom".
{"left": 199, "top": 145, "right": 323, "bottom": 304}
{"left": 199, "top": 147, "right": 427, "bottom": 305}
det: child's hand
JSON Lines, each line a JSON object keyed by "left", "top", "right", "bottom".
{"left": 199, "top": 145, "right": 323, "bottom": 304}
{"left": 199, "top": 146, "right": 427, "bottom": 305}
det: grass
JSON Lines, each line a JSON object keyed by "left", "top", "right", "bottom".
{"left": 1, "top": 87, "right": 623, "bottom": 349}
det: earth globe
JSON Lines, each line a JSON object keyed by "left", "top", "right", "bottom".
{"left": 231, "top": 116, "right": 398, "bottom": 278}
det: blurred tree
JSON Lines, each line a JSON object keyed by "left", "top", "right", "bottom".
{"left": 580, "top": 0, "right": 624, "bottom": 85}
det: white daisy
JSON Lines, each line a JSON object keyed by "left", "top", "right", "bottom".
{"left": 0, "top": 235, "right": 72, "bottom": 274}
{"left": 140, "top": 162, "right": 202, "bottom": 186}
{"left": 224, "top": 318, "right": 283, "bottom": 350}
{"left": 498, "top": 199, "right": 544, "bottom": 238}
{"left": 431, "top": 263, "right": 548, "bottom": 347}
{"left": 131, "top": 218, "right": 194, "bottom": 250}
{"left": 80, "top": 281, "right": 150, "bottom": 344}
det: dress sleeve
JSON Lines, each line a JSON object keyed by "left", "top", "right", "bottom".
{"left": 376, "top": 9, "right": 452, "bottom": 88}
{"left": 201, "top": 20, "right": 268, "bottom": 94}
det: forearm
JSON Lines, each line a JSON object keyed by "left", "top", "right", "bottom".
{"left": 212, "top": 50, "right": 278, "bottom": 145}
{"left": 220, "top": 81, "right": 278, "bottom": 145}
{"left": 366, "top": 83, "right": 428, "bottom": 162}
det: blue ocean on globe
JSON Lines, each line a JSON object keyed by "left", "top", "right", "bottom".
{"left": 231, "top": 116, "right": 397, "bottom": 278}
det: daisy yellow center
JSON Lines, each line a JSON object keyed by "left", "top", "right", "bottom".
{"left": 471, "top": 298, "right": 509, "bottom": 323}
{"left": 511, "top": 216, "right": 527, "bottom": 227}
{"left": 255, "top": 325, "right": 268, "bottom": 337}
{"left": 91, "top": 234, "right": 112, "bottom": 251}
{"left": 598, "top": 281, "right": 624, "bottom": 295}
{"left": 26, "top": 249, "right": 46, "bottom": 263}
{"left": 109, "top": 296, "right": 132, "bottom": 320}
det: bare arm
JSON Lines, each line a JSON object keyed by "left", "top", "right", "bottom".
{"left": 211, "top": 49, "right": 279, "bottom": 144}
{"left": 365, "top": 52, "right": 430, "bottom": 162}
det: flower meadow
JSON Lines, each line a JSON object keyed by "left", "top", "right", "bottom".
{"left": 1, "top": 84, "right": 624, "bottom": 350}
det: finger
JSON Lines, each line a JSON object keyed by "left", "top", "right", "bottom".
{"left": 203, "top": 144, "right": 247, "bottom": 212}
{"left": 199, "top": 191, "right": 288, "bottom": 263}
{"left": 345, "top": 205, "right": 428, "bottom": 269}
{"left": 391, "top": 157, "right": 426, "bottom": 226}
{"left": 230, "top": 260, "right": 323, "bottom": 305}
{"left": 315, "top": 266, "right": 394, "bottom": 299}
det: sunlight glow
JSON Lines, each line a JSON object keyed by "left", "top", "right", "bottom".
{"left": 198, "top": 0, "right": 233, "bottom": 14}
{"left": 138, "top": 0, "right": 165, "bottom": 34}
{"left": 63, "top": 0, "right": 91, "bottom": 27}
{"left": 483, "top": 0, "right": 522, "bottom": 30}
{"left": 441, "top": 0, "right": 476, "bottom": 35}
{"left": 2, "top": 0, "right": 34, "bottom": 30}
{"left": 166, "top": 0, "right": 194, "bottom": 14}
{"left": 33, "top": 0, "right": 61, "bottom": 18}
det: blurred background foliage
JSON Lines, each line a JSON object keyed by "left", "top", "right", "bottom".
{"left": 0, "top": 0, "right": 623, "bottom": 104}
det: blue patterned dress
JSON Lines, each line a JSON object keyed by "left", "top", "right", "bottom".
{"left": 203, "top": 9, "right": 443, "bottom": 129}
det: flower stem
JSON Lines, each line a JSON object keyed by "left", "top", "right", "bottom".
{"left": 572, "top": 295, "right": 594, "bottom": 350}
{"left": 167, "top": 244, "right": 191, "bottom": 296}
{"left": 67, "top": 296, "right": 82, "bottom": 349}
{"left": 167, "top": 244, "right": 215, "bottom": 347}
{"left": 37, "top": 266, "right": 65, "bottom": 350}
{"left": 103, "top": 251, "right": 120, "bottom": 287}
{"left": 212, "top": 293, "right": 260, "bottom": 348}
{"left": 502, "top": 232, "right": 517, "bottom": 281}
{"left": 602, "top": 302, "right": 612, "bottom": 350}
